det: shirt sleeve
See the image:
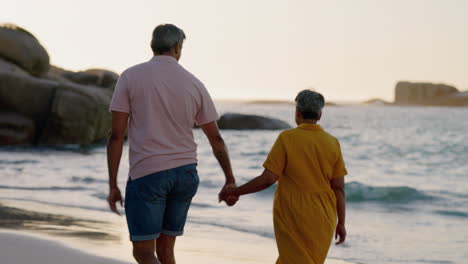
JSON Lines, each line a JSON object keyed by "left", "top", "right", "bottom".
{"left": 333, "top": 139, "right": 348, "bottom": 178}
{"left": 109, "top": 73, "right": 130, "bottom": 113}
{"left": 194, "top": 82, "right": 219, "bottom": 125}
{"left": 263, "top": 133, "right": 287, "bottom": 177}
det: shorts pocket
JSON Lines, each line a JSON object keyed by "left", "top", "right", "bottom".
{"left": 180, "top": 169, "right": 199, "bottom": 199}
{"left": 185, "top": 168, "right": 199, "bottom": 185}
{"left": 136, "top": 176, "right": 171, "bottom": 202}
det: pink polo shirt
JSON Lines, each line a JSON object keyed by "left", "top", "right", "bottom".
{"left": 109, "top": 56, "right": 218, "bottom": 180}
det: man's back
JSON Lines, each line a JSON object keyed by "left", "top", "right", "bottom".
{"left": 107, "top": 24, "right": 236, "bottom": 264}
{"left": 110, "top": 55, "right": 218, "bottom": 180}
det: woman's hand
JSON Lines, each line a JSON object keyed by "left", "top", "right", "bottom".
{"left": 335, "top": 223, "right": 347, "bottom": 245}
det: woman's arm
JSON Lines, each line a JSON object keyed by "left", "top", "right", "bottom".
{"left": 219, "top": 169, "right": 279, "bottom": 201}
{"left": 331, "top": 176, "right": 346, "bottom": 244}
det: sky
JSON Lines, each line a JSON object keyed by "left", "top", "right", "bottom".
{"left": 3, "top": 0, "right": 468, "bottom": 102}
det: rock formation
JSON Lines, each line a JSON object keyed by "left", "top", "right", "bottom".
{"left": 0, "top": 24, "right": 319, "bottom": 145}
{"left": 394, "top": 81, "right": 468, "bottom": 106}
{"left": 0, "top": 24, "right": 117, "bottom": 145}
{"left": 49, "top": 66, "right": 119, "bottom": 89}
{"left": 0, "top": 112, "right": 35, "bottom": 144}
{"left": 217, "top": 113, "right": 291, "bottom": 130}
{"left": 0, "top": 24, "right": 50, "bottom": 77}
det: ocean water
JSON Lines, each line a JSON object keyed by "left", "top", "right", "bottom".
{"left": 1, "top": 103, "right": 467, "bottom": 264}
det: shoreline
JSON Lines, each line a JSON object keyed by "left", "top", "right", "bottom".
{"left": 0, "top": 199, "right": 354, "bottom": 264}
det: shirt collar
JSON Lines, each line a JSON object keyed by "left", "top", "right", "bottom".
{"left": 150, "top": 55, "right": 178, "bottom": 63}
{"left": 298, "top": 123, "right": 323, "bottom": 131}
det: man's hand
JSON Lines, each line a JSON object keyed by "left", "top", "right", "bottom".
{"left": 218, "top": 183, "right": 239, "bottom": 206}
{"left": 107, "top": 187, "right": 123, "bottom": 215}
{"left": 335, "top": 223, "right": 347, "bottom": 245}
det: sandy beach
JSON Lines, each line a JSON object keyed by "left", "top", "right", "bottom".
{"left": 0, "top": 231, "right": 131, "bottom": 264}
{"left": 0, "top": 199, "right": 352, "bottom": 264}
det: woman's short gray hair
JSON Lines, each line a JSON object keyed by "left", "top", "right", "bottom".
{"left": 151, "top": 24, "right": 186, "bottom": 54}
{"left": 295, "top": 90, "right": 325, "bottom": 120}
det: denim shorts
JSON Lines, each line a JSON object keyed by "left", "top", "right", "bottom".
{"left": 124, "top": 163, "right": 199, "bottom": 241}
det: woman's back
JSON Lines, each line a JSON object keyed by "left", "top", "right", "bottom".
{"left": 264, "top": 123, "right": 346, "bottom": 193}
{"left": 263, "top": 123, "right": 347, "bottom": 264}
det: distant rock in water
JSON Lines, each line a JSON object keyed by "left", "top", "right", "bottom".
{"left": 218, "top": 113, "right": 291, "bottom": 130}
{"left": 0, "top": 24, "right": 116, "bottom": 145}
{"left": 245, "top": 99, "right": 339, "bottom": 106}
{"left": 395, "top": 81, "right": 468, "bottom": 106}
{"left": 362, "top": 98, "right": 393, "bottom": 106}
{"left": 245, "top": 100, "right": 294, "bottom": 105}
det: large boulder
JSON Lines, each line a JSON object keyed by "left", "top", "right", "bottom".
{"left": 395, "top": 82, "right": 459, "bottom": 105}
{"left": 0, "top": 57, "right": 30, "bottom": 76}
{"left": 0, "top": 24, "right": 116, "bottom": 145}
{"left": 0, "top": 71, "right": 112, "bottom": 145}
{"left": 82, "top": 69, "right": 119, "bottom": 89}
{"left": 0, "top": 24, "right": 50, "bottom": 77}
{"left": 218, "top": 113, "right": 291, "bottom": 130}
{"left": 0, "top": 112, "right": 35, "bottom": 144}
{"left": 39, "top": 81, "right": 113, "bottom": 144}
{"left": 46, "top": 65, "right": 74, "bottom": 83}
{"left": 47, "top": 66, "right": 119, "bottom": 90}
{"left": 0, "top": 72, "right": 58, "bottom": 124}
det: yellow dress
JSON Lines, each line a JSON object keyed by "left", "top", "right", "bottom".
{"left": 263, "top": 123, "right": 347, "bottom": 264}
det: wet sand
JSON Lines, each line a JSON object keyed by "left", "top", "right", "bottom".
{"left": 0, "top": 200, "right": 353, "bottom": 264}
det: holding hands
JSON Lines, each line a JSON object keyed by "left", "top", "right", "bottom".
{"left": 219, "top": 183, "right": 239, "bottom": 206}
{"left": 218, "top": 169, "right": 279, "bottom": 207}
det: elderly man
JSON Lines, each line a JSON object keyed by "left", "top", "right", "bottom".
{"left": 107, "top": 24, "right": 236, "bottom": 264}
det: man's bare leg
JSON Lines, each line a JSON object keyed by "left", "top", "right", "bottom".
{"left": 132, "top": 240, "right": 161, "bottom": 264}
{"left": 156, "top": 234, "right": 176, "bottom": 264}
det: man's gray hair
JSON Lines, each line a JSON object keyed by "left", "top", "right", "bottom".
{"left": 151, "top": 24, "right": 186, "bottom": 54}
{"left": 295, "top": 90, "right": 325, "bottom": 120}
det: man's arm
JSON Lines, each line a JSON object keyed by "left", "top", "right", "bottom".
{"left": 200, "top": 121, "right": 237, "bottom": 204}
{"left": 331, "top": 176, "right": 346, "bottom": 245}
{"left": 107, "top": 111, "right": 129, "bottom": 215}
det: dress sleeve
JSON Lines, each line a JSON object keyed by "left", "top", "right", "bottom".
{"left": 109, "top": 73, "right": 130, "bottom": 113}
{"left": 333, "top": 139, "right": 348, "bottom": 178}
{"left": 194, "top": 81, "right": 219, "bottom": 125}
{"left": 263, "top": 133, "right": 287, "bottom": 177}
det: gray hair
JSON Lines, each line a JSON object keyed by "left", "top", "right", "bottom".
{"left": 151, "top": 24, "right": 186, "bottom": 54}
{"left": 295, "top": 90, "right": 325, "bottom": 120}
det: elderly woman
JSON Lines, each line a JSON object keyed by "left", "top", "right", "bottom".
{"left": 220, "top": 90, "right": 347, "bottom": 264}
